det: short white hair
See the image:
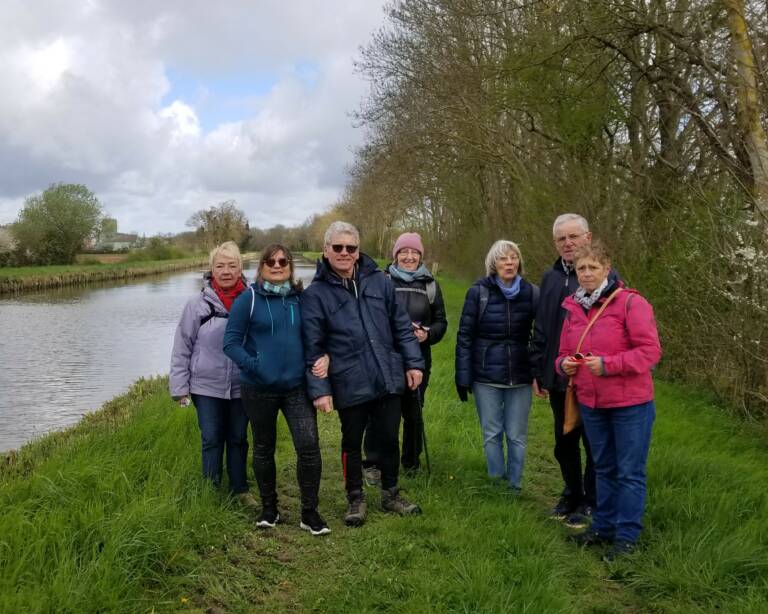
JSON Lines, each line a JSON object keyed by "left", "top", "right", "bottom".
{"left": 552, "top": 213, "right": 589, "bottom": 237}
{"left": 324, "top": 221, "right": 360, "bottom": 246}
{"left": 485, "top": 240, "right": 524, "bottom": 276}
{"left": 209, "top": 241, "right": 242, "bottom": 269}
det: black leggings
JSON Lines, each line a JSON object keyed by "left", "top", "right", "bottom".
{"left": 241, "top": 384, "right": 322, "bottom": 510}
{"left": 364, "top": 384, "right": 427, "bottom": 470}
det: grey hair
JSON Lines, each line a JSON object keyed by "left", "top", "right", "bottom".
{"left": 324, "top": 221, "right": 360, "bottom": 246}
{"left": 485, "top": 240, "right": 524, "bottom": 276}
{"left": 552, "top": 213, "right": 589, "bottom": 237}
{"left": 209, "top": 240, "right": 242, "bottom": 269}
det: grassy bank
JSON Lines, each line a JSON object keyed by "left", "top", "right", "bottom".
{"left": 2, "top": 276, "right": 767, "bottom": 612}
{"left": 0, "top": 257, "right": 207, "bottom": 295}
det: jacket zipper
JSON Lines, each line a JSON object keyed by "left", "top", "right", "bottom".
{"left": 507, "top": 298, "right": 512, "bottom": 383}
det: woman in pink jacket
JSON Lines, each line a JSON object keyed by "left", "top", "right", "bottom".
{"left": 557, "top": 242, "right": 661, "bottom": 561}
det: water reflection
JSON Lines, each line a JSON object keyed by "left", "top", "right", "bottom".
{"left": 0, "top": 261, "right": 317, "bottom": 452}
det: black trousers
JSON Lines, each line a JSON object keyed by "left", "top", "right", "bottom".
{"left": 364, "top": 384, "right": 426, "bottom": 470}
{"left": 550, "top": 388, "right": 596, "bottom": 506}
{"left": 339, "top": 395, "right": 401, "bottom": 493}
{"left": 241, "top": 384, "right": 322, "bottom": 511}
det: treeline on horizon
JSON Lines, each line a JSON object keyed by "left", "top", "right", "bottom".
{"left": 299, "top": 0, "right": 768, "bottom": 421}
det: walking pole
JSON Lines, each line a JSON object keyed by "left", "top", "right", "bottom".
{"left": 415, "top": 386, "right": 431, "bottom": 475}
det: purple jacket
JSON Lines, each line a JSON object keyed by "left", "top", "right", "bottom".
{"left": 169, "top": 280, "right": 241, "bottom": 400}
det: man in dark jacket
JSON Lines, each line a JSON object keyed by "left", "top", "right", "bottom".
{"left": 302, "top": 221, "right": 426, "bottom": 527}
{"left": 530, "top": 213, "right": 601, "bottom": 527}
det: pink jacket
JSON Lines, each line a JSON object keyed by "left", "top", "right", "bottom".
{"left": 556, "top": 288, "right": 661, "bottom": 409}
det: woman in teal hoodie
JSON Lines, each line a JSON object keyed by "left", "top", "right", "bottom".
{"left": 224, "top": 244, "right": 330, "bottom": 536}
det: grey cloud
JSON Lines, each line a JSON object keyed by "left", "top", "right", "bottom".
{"left": 0, "top": 1, "right": 386, "bottom": 233}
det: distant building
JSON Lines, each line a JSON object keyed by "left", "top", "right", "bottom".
{"left": 96, "top": 232, "right": 140, "bottom": 251}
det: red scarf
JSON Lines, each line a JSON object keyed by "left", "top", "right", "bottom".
{"left": 212, "top": 277, "right": 246, "bottom": 312}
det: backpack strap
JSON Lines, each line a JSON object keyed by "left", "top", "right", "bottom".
{"left": 478, "top": 285, "right": 490, "bottom": 320}
{"left": 426, "top": 279, "right": 436, "bottom": 305}
{"left": 200, "top": 299, "right": 228, "bottom": 326}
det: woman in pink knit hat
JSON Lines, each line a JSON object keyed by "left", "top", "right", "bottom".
{"left": 362, "top": 232, "right": 448, "bottom": 482}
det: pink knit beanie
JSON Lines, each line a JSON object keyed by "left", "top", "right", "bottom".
{"left": 392, "top": 232, "right": 425, "bottom": 260}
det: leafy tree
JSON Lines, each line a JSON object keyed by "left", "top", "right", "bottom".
{"left": 186, "top": 200, "right": 249, "bottom": 249}
{"left": 99, "top": 217, "right": 118, "bottom": 241}
{"left": 12, "top": 183, "right": 103, "bottom": 264}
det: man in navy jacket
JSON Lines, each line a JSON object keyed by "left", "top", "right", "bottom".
{"left": 302, "top": 221, "right": 425, "bottom": 526}
{"left": 530, "top": 213, "right": 598, "bottom": 527}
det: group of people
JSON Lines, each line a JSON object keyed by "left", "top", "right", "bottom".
{"left": 170, "top": 214, "right": 661, "bottom": 560}
{"left": 170, "top": 222, "right": 446, "bottom": 535}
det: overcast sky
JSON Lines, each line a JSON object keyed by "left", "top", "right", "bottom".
{"left": 0, "top": 1, "right": 387, "bottom": 235}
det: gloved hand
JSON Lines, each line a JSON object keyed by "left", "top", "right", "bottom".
{"left": 456, "top": 385, "right": 471, "bottom": 402}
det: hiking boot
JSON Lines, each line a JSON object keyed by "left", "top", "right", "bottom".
{"left": 299, "top": 509, "right": 331, "bottom": 536}
{"left": 363, "top": 466, "right": 381, "bottom": 487}
{"left": 380, "top": 487, "right": 421, "bottom": 516}
{"left": 602, "top": 540, "right": 636, "bottom": 562}
{"left": 256, "top": 503, "right": 280, "bottom": 529}
{"left": 549, "top": 496, "right": 578, "bottom": 521}
{"left": 344, "top": 491, "right": 367, "bottom": 527}
{"left": 568, "top": 528, "right": 612, "bottom": 547}
{"left": 236, "top": 492, "right": 259, "bottom": 510}
{"left": 564, "top": 504, "right": 593, "bottom": 529}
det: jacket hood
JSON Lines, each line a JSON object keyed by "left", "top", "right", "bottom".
{"left": 312, "top": 252, "right": 380, "bottom": 284}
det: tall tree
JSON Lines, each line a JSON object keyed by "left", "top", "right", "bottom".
{"left": 12, "top": 183, "right": 102, "bottom": 265}
{"left": 186, "top": 200, "right": 249, "bottom": 249}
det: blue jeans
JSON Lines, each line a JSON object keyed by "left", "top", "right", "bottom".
{"left": 191, "top": 394, "right": 250, "bottom": 494}
{"left": 472, "top": 383, "right": 532, "bottom": 489}
{"left": 579, "top": 401, "right": 655, "bottom": 543}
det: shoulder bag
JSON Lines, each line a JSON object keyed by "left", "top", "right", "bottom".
{"left": 563, "top": 288, "right": 623, "bottom": 435}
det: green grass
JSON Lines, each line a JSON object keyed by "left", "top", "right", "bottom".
{"left": 1, "top": 276, "right": 767, "bottom": 612}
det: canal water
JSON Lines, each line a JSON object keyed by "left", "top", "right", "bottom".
{"left": 0, "top": 261, "right": 317, "bottom": 453}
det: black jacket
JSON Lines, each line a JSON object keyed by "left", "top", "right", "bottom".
{"left": 455, "top": 276, "right": 537, "bottom": 388}
{"left": 301, "top": 253, "right": 425, "bottom": 409}
{"left": 389, "top": 270, "right": 448, "bottom": 379}
{"left": 530, "top": 257, "right": 621, "bottom": 391}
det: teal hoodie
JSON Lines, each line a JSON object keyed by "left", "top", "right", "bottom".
{"left": 223, "top": 283, "right": 305, "bottom": 391}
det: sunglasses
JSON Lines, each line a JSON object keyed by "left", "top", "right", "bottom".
{"left": 330, "top": 244, "right": 358, "bottom": 254}
{"left": 264, "top": 257, "right": 289, "bottom": 268}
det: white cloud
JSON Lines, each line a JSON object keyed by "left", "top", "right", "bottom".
{"left": 0, "top": 0, "right": 386, "bottom": 234}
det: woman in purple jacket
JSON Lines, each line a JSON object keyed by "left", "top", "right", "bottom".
{"left": 170, "top": 241, "right": 254, "bottom": 504}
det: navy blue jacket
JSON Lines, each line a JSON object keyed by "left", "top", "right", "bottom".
{"left": 223, "top": 284, "right": 304, "bottom": 392}
{"left": 455, "top": 276, "right": 537, "bottom": 388}
{"left": 301, "top": 253, "right": 425, "bottom": 409}
{"left": 529, "top": 257, "right": 621, "bottom": 391}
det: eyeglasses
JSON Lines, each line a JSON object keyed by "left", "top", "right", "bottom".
{"left": 264, "top": 257, "right": 289, "bottom": 268}
{"left": 555, "top": 232, "right": 587, "bottom": 245}
{"left": 398, "top": 249, "right": 421, "bottom": 257}
{"left": 330, "top": 244, "right": 358, "bottom": 254}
